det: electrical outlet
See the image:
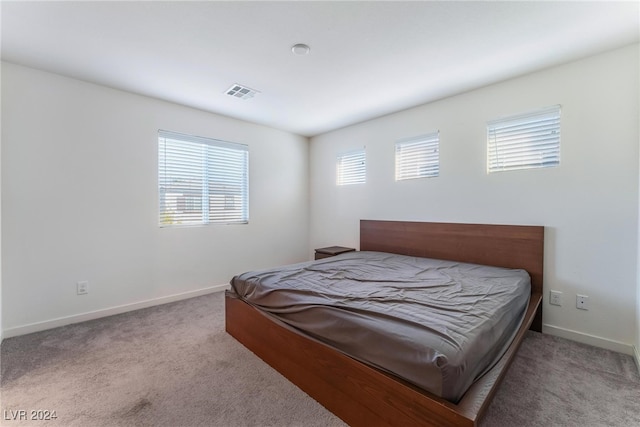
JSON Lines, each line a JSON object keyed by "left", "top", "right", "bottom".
{"left": 549, "top": 290, "right": 562, "bottom": 306}
{"left": 576, "top": 294, "right": 589, "bottom": 310}
{"left": 77, "top": 281, "right": 89, "bottom": 295}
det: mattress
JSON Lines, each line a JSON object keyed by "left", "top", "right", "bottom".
{"left": 229, "top": 251, "right": 531, "bottom": 402}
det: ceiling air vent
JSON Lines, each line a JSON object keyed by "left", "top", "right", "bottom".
{"left": 225, "top": 84, "right": 259, "bottom": 100}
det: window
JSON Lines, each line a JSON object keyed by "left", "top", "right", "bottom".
{"left": 487, "top": 105, "right": 561, "bottom": 173}
{"left": 158, "top": 130, "right": 249, "bottom": 227}
{"left": 336, "top": 149, "right": 366, "bottom": 185}
{"left": 395, "top": 132, "right": 439, "bottom": 181}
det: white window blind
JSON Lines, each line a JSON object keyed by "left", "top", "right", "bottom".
{"left": 395, "top": 132, "right": 439, "bottom": 181}
{"left": 336, "top": 149, "right": 366, "bottom": 185}
{"left": 487, "top": 105, "right": 561, "bottom": 173}
{"left": 158, "top": 130, "right": 249, "bottom": 227}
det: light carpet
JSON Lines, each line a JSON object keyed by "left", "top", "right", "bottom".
{"left": 1, "top": 292, "right": 638, "bottom": 426}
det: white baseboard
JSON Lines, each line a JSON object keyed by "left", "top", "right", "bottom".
{"left": 543, "top": 324, "right": 634, "bottom": 355}
{"left": 633, "top": 345, "right": 640, "bottom": 375}
{"left": 2, "top": 284, "right": 230, "bottom": 339}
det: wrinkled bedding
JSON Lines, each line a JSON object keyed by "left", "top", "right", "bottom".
{"left": 229, "top": 251, "right": 530, "bottom": 402}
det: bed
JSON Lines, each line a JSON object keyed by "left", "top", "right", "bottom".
{"left": 225, "top": 220, "right": 544, "bottom": 426}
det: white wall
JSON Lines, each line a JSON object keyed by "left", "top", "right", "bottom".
{"left": 310, "top": 44, "right": 640, "bottom": 354}
{"left": 0, "top": 59, "right": 3, "bottom": 343}
{"left": 637, "top": 41, "right": 640, "bottom": 368}
{"left": 1, "top": 62, "right": 309, "bottom": 336}
{"left": 0, "top": 5, "right": 4, "bottom": 344}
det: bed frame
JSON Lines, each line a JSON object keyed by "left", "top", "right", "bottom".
{"left": 225, "top": 220, "right": 544, "bottom": 426}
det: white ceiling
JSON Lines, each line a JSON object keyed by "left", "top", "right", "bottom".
{"left": 2, "top": 1, "right": 639, "bottom": 137}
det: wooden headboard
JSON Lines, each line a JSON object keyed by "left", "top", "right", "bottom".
{"left": 360, "top": 220, "right": 544, "bottom": 296}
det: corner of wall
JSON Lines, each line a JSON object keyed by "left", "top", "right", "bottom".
{"left": 636, "top": 40, "right": 640, "bottom": 378}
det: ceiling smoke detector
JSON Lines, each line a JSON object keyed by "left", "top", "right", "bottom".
{"left": 291, "top": 43, "right": 310, "bottom": 55}
{"left": 225, "top": 84, "right": 259, "bottom": 100}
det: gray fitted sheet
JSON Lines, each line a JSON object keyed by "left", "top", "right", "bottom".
{"left": 229, "top": 251, "right": 530, "bottom": 402}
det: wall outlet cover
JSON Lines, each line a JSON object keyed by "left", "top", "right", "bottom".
{"left": 550, "top": 290, "right": 562, "bottom": 306}
{"left": 576, "top": 294, "right": 589, "bottom": 310}
{"left": 77, "top": 281, "right": 89, "bottom": 295}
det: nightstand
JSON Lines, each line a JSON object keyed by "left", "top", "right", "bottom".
{"left": 314, "top": 246, "right": 356, "bottom": 260}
